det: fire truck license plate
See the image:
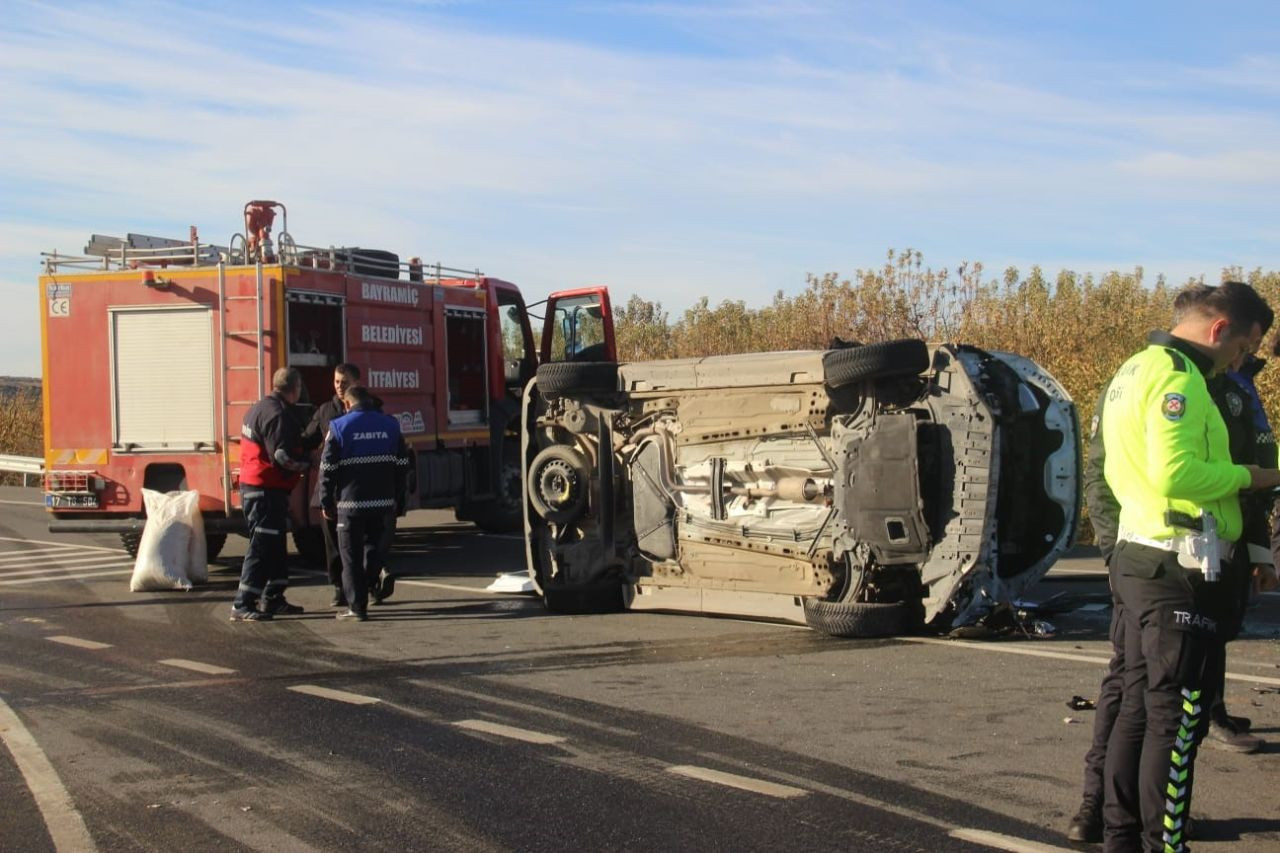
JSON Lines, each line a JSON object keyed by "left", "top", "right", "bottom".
{"left": 45, "top": 494, "right": 98, "bottom": 508}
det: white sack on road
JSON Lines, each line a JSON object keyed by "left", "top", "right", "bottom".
{"left": 130, "top": 489, "right": 207, "bottom": 591}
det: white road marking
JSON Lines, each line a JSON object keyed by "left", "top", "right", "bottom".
{"left": 452, "top": 719, "right": 567, "bottom": 745}
{"left": 0, "top": 546, "right": 84, "bottom": 562}
{"left": 951, "top": 828, "right": 1076, "bottom": 852}
{"left": 398, "top": 578, "right": 519, "bottom": 595}
{"left": 0, "top": 498, "right": 45, "bottom": 506}
{"left": 46, "top": 635, "right": 112, "bottom": 650}
{"left": 905, "top": 636, "right": 1280, "bottom": 687}
{"left": 0, "top": 569, "right": 133, "bottom": 586}
{"left": 667, "top": 765, "right": 808, "bottom": 799}
{"left": 158, "top": 658, "right": 237, "bottom": 676}
{"left": 0, "top": 560, "right": 135, "bottom": 578}
{"left": 0, "top": 695, "right": 97, "bottom": 852}
{"left": 287, "top": 685, "right": 380, "bottom": 705}
{"left": 5, "top": 552, "right": 134, "bottom": 567}
{"left": 0, "top": 535, "right": 124, "bottom": 553}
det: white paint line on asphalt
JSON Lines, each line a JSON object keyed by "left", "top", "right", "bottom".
{"left": 287, "top": 685, "right": 380, "bottom": 706}
{"left": 950, "top": 828, "right": 1076, "bottom": 853}
{"left": 0, "top": 546, "right": 85, "bottom": 562}
{"left": 452, "top": 719, "right": 567, "bottom": 745}
{"left": 0, "top": 695, "right": 98, "bottom": 853}
{"left": 667, "top": 765, "right": 808, "bottom": 799}
{"left": 12, "top": 553, "right": 135, "bottom": 567}
{"left": 158, "top": 659, "right": 237, "bottom": 676}
{"left": 0, "top": 560, "right": 135, "bottom": 577}
{"left": 0, "top": 498, "right": 45, "bottom": 506}
{"left": 0, "top": 535, "right": 124, "bottom": 553}
{"left": 46, "top": 635, "right": 113, "bottom": 650}
{"left": 398, "top": 578, "right": 518, "bottom": 595}
{"left": 0, "top": 569, "right": 133, "bottom": 585}
{"left": 904, "top": 636, "right": 1280, "bottom": 687}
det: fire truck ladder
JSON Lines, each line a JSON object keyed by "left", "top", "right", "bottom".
{"left": 217, "top": 262, "right": 266, "bottom": 514}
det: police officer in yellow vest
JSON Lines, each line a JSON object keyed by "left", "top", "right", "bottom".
{"left": 1100, "top": 282, "right": 1280, "bottom": 852}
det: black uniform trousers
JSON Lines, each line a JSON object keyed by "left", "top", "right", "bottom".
{"left": 1103, "top": 541, "right": 1221, "bottom": 853}
{"left": 336, "top": 511, "right": 392, "bottom": 615}
{"left": 1081, "top": 602, "right": 1126, "bottom": 806}
{"left": 235, "top": 487, "right": 291, "bottom": 611}
{"left": 320, "top": 514, "right": 343, "bottom": 588}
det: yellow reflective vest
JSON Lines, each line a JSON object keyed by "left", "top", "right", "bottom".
{"left": 1101, "top": 336, "right": 1251, "bottom": 542}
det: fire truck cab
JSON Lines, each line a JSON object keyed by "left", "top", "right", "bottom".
{"left": 39, "top": 200, "right": 615, "bottom": 559}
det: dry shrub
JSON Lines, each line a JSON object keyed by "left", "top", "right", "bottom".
{"left": 0, "top": 386, "right": 43, "bottom": 486}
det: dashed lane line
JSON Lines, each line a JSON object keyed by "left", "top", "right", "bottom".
{"left": 0, "top": 498, "right": 44, "bottom": 506}
{"left": 950, "top": 828, "right": 1076, "bottom": 853}
{"left": 905, "top": 636, "right": 1280, "bottom": 687}
{"left": 666, "top": 765, "right": 808, "bottom": 799}
{"left": 0, "top": 695, "right": 97, "bottom": 852}
{"left": 398, "top": 578, "right": 519, "bottom": 595}
{"left": 46, "top": 635, "right": 112, "bottom": 650}
{"left": 287, "top": 684, "right": 380, "bottom": 706}
{"left": 452, "top": 719, "right": 567, "bottom": 745}
{"left": 0, "top": 568, "right": 134, "bottom": 586}
{"left": 158, "top": 659, "right": 237, "bottom": 676}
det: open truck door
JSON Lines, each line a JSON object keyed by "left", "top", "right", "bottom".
{"left": 540, "top": 287, "right": 616, "bottom": 364}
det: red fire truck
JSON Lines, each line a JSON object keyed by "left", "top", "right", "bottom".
{"left": 39, "top": 200, "right": 615, "bottom": 560}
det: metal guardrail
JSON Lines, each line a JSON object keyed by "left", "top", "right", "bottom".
{"left": 0, "top": 454, "right": 44, "bottom": 487}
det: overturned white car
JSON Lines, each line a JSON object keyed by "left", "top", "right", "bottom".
{"left": 523, "top": 335, "right": 1079, "bottom": 636}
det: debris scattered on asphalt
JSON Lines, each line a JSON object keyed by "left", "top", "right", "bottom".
{"left": 1250, "top": 686, "right": 1280, "bottom": 695}
{"left": 485, "top": 572, "right": 535, "bottom": 594}
{"left": 1064, "top": 717, "right": 1081, "bottom": 724}
{"left": 1067, "top": 695, "right": 1097, "bottom": 711}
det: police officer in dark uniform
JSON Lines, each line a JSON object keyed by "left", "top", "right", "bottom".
{"left": 1203, "top": 352, "right": 1276, "bottom": 752}
{"left": 232, "top": 367, "right": 310, "bottom": 622}
{"left": 301, "top": 362, "right": 362, "bottom": 607}
{"left": 1096, "top": 282, "right": 1278, "bottom": 852}
{"left": 320, "top": 385, "right": 410, "bottom": 621}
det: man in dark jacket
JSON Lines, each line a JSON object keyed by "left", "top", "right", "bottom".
{"left": 301, "top": 363, "right": 362, "bottom": 607}
{"left": 320, "top": 385, "right": 410, "bottom": 621}
{"left": 232, "top": 368, "right": 310, "bottom": 621}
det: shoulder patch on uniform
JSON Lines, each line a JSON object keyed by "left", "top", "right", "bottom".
{"left": 1089, "top": 413, "right": 1100, "bottom": 439}
{"left": 1162, "top": 392, "right": 1187, "bottom": 420}
{"left": 1226, "top": 392, "right": 1243, "bottom": 418}
{"left": 1165, "top": 349, "right": 1187, "bottom": 372}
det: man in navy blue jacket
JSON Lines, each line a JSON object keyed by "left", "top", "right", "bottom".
{"left": 320, "top": 385, "right": 411, "bottom": 620}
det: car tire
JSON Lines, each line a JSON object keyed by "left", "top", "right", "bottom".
{"left": 802, "top": 598, "right": 906, "bottom": 638}
{"left": 822, "top": 339, "right": 929, "bottom": 388}
{"left": 542, "top": 584, "right": 624, "bottom": 614}
{"left": 536, "top": 361, "right": 618, "bottom": 396}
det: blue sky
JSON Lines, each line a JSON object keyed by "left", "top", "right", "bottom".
{"left": 3, "top": 0, "right": 1279, "bottom": 376}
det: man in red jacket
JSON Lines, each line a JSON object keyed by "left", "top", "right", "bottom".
{"left": 232, "top": 368, "right": 311, "bottom": 621}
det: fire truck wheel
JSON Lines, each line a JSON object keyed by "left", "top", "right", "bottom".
{"left": 535, "top": 361, "right": 618, "bottom": 397}
{"left": 292, "top": 528, "right": 326, "bottom": 566}
{"left": 119, "top": 531, "right": 142, "bottom": 558}
{"left": 822, "top": 338, "right": 929, "bottom": 388}
{"left": 469, "top": 450, "right": 524, "bottom": 533}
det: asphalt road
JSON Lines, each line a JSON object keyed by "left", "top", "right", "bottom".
{"left": 3, "top": 485, "right": 1280, "bottom": 852}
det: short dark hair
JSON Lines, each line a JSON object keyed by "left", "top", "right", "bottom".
{"left": 334, "top": 362, "right": 361, "bottom": 380}
{"left": 272, "top": 367, "right": 302, "bottom": 394}
{"left": 1172, "top": 281, "right": 1273, "bottom": 337}
{"left": 342, "top": 385, "right": 373, "bottom": 407}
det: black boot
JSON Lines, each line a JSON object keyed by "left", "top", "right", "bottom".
{"left": 1066, "top": 796, "right": 1102, "bottom": 843}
